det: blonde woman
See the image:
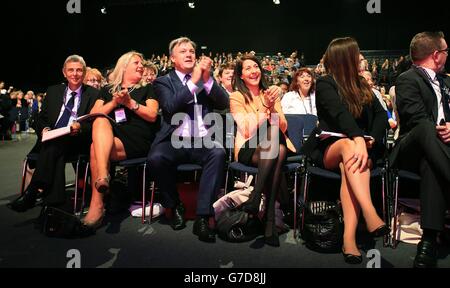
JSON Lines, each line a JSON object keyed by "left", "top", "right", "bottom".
{"left": 83, "top": 51, "right": 159, "bottom": 227}
{"left": 84, "top": 67, "right": 104, "bottom": 89}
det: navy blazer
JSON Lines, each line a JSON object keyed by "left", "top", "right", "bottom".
{"left": 152, "top": 70, "right": 229, "bottom": 147}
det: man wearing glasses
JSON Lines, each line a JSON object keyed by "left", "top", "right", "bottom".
{"left": 392, "top": 31, "right": 450, "bottom": 268}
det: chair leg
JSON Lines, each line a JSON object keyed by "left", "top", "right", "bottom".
{"left": 224, "top": 167, "right": 229, "bottom": 194}
{"left": 391, "top": 175, "right": 400, "bottom": 248}
{"left": 149, "top": 180, "right": 156, "bottom": 225}
{"left": 300, "top": 171, "right": 310, "bottom": 233}
{"left": 381, "top": 173, "right": 388, "bottom": 247}
{"left": 293, "top": 170, "right": 298, "bottom": 239}
{"left": 20, "top": 157, "right": 29, "bottom": 195}
{"left": 73, "top": 159, "right": 80, "bottom": 215}
{"left": 142, "top": 163, "right": 147, "bottom": 224}
{"left": 79, "top": 162, "right": 89, "bottom": 219}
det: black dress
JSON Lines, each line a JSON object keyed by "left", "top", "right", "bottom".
{"left": 301, "top": 75, "right": 387, "bottom": 168}
{"left": 99, "top": 84, "right": 159, "bottom": 159}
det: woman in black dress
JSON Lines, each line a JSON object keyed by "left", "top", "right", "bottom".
{"left": 83, "top": 51, "right": 159, "bottom": 227}
{"left": 302, "top": 37, "right": 389, "bottom": 263}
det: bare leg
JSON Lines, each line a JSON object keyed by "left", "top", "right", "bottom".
{"left": 92, "top": 118, "right": 114, "bottom": 180}
{"left": 324, "top": 139, "right": 385, "bottom": 248}
{"left": 84, "top": 119, "right": 127, "bottom": 224}
{"left": 339, "top": 163, "right": 361, "bottom": 256}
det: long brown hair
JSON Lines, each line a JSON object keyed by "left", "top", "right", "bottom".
{"left": 232, "top": 54, "right": 269, "bottom": 104}
{"left": 323, "top": 37, "right": 372, "bottom": 117}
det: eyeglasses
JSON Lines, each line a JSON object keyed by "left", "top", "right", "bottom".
{"left": 437, "top": 48, "right": 449, "bottom": 54}
{"left": 86, "top": 79, "right": 101, "bottom": 83}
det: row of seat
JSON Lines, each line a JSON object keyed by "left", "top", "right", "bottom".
{"left": 19, "top": 114, "right": 421, "bottom": 249}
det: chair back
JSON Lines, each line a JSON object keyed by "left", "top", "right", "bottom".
{"left": 285, "top": 114, "right": 318, "bottom": 153}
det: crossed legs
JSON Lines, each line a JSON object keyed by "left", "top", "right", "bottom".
{"left": 324, "top": 138, "right": 385, "bottom": 256}
{"left": 84, "top": 118, "right": 127, "bottom": 224}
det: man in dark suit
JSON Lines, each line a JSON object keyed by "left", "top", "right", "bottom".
{"left": 8, "top": 55, "right": 99, "bottom": 214}
{"left": 148, "top": 37, "right": 228, "bottom": 242}
{"left": 392, "top": 31, "right": 450, "bottom": 268}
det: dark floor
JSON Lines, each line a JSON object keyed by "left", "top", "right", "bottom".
{"left": 0, "top": 133, "right": 449, "bottom": 269}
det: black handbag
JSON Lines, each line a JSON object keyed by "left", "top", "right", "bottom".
{"left": 41, "top": 206, "right": 94, "bottom": 238}
{"left": 216, "top": 209, "right": 262, "bottom": 243}
{"left": 301, "top": 201, "right": 344, "bottom": 252}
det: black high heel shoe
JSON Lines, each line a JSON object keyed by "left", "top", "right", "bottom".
{"left": 370, "top": 224, "right": 390, "bottom": 238}
{"left": 264, "top": 221, "right": 280, "bottom": 247}
{"left": 342, "top": 247, "right": 363, "bottom": 264}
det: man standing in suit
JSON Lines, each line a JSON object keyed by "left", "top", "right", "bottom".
{"left": 8, "top": 55, "right": 99, "bottom": 214}
{"left": 393, "top": 31, "right": 450, "bottom": 268}
{"left": 148, "top": 37, "right": 228, "bottom": 243}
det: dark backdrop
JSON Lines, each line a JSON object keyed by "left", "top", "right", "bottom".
{"left": 1, "top": 0, "right": 449, "bottom": 92}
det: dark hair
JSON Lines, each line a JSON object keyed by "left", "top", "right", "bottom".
{"left": 218, "top": 62, "right": 235, "bottom": 77}
{"left": 410, "top": 31, "right": 445, "bottom": 62}
{"left": 232, "top": 54, "right": 269, "bottom": 104}
{"left": 289, "top": 67, "right": 316, "bottom": 95}
{"left": 324, "top": 37, "right": 373, "bottom": 118}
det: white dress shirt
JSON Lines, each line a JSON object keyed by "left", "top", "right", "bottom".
{"left": 281, "top": 91, "right": 317, "bottom": 115}
{"left": 55, "top": 86, "right": 82, "bottom": 126}
{"left": 173, "top": 70, "right": 214, "bottom": 137}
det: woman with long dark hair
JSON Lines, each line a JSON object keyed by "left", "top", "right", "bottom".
{"left": 302, "top": 37, "right": 389, "bottom": 263}
{"left": 230, "top": 54, "right": 295, "bottom": 246}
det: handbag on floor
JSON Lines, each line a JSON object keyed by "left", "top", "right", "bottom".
{"left": 41, "top": 206, "right": 94, "bottom": 238}
{"left": 301, "top": 200, "right": 343, "bottom": 252}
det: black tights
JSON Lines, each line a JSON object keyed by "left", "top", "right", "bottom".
{"left": 247, "top": 126, "right": 287, "bottom": 240}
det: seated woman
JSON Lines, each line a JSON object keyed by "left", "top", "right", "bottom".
{"left": 230, "top": 54, "right": 295, "bottom": 247}
{"left": 302, "top": 37, "right": 389, "bottom": 264}
{"left": 281, "top": 67, "right": 317, "bottom": 116}
{"left": 83, "top": 67, "right": 104, "bottom": 90}
{"left": 83, "top": 51, "right": 159, "bottom": 227}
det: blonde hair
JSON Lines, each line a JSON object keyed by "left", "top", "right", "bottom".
{"left": 109, "top": 51, "right": 143, "bottom": 94}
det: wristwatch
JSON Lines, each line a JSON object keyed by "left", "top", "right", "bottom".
{"left": 131, "top": 101, "right": 140, "bottom": 111}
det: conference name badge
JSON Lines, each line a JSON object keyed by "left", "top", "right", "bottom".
{"left": 114, "top": 108, "right": 127, "bottom": 123}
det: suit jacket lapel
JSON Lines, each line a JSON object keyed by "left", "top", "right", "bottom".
{"left": 169, "top": 70, "right": 184, "bottom": 91}
{"left": 51, "top": 84, "right": 66, "bottom": 126}
{"left": 413, "top": 66, "right": 438, "bottom": 121}
{"left": 78, "top": 84, "right": 89, "bottom": 115}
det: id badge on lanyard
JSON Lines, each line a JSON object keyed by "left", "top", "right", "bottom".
{"left": 114, "top": 108, "right": 127, "bottom": 123}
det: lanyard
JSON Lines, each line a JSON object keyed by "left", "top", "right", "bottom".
{"left": 298, "top": 91, "right": 313, "bottom": 114}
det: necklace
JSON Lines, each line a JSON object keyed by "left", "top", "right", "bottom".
{"left": 117, "top": 84, "right": 137, "bottom": 94}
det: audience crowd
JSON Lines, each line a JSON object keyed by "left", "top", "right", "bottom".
{"left": 2, "top": 33, "right": 449, "bottom": 268}
{"left": 0, "top": 50, "right": 410, "bottom": 141}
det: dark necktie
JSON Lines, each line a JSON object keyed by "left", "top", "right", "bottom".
{"left": 436, "top": 74, "right": 450, "bottom": 122}
{"left": 184, "top": 74, "right": 191, "bottom": 85}
{"left": 183, "top": 74, "right": 196, "bottom": 135}
{"left": 55, "top": 91, "right": 77, "bottom": 128}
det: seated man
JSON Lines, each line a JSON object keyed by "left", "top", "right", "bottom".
{"left": 8, "top": 55, "right": 99, "bottom": 214}
{"left": 391, "top": 31, "right": 450, "bottom": 268}
{"left": 148, "top": 37, "right": 228, "bottom": 243}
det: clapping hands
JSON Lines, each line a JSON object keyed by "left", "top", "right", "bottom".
{"left": 263, "top": 85, "right": 281, "bottom": 108}
{"left": 113, "top": 89, "right": 131, "bottom": 106}
{"left": 191, "top": 56, "right": 213, "bottom": 84}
